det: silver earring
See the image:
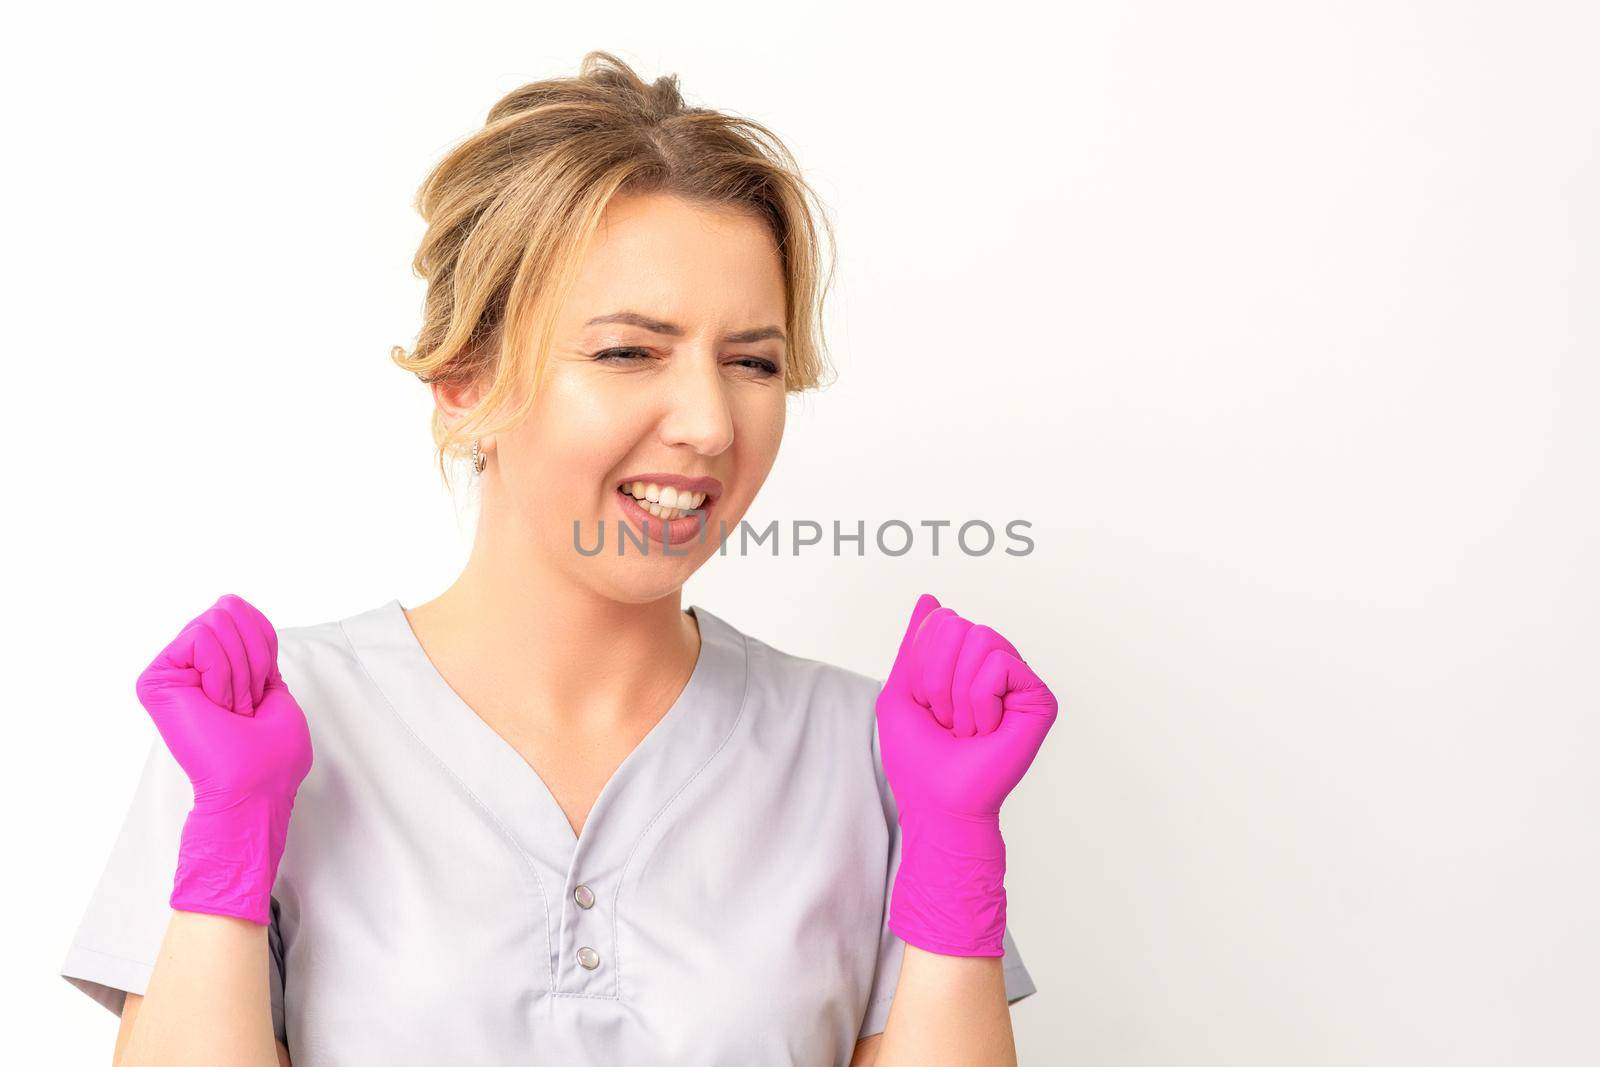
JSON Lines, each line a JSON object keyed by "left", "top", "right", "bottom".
{"left": 471, "top": 439, "right": 487, "bottom": 474}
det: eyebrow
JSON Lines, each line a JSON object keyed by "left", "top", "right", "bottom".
{"left": 584, "top": 310, "right": 786, "bottom": 346}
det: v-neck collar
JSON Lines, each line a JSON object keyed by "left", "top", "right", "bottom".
{"left": 339, "top": 597, "right": 751, "bottom": 884}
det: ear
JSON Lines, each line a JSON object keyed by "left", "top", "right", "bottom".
{"left": 431, "top": 326, "right": 507, "bottom": 437}
{"left": 431, "top": 377, "right": 484, "bottom": 428}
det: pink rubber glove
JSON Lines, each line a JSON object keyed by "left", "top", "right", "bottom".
{"left": 876, "top": 592, "right": 1060, "bottom": 957}
{"left": 134, "top": 594, "right": 314, "bottom": 925}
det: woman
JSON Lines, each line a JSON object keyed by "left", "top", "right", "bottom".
{"left": 60, "top": 52, "right": 1059, "bottom": 1066}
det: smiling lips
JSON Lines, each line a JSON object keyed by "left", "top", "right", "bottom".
{"left": 617, "top": 480, "right": 709, "bottom": 520}
{"left": 610, "top": 473, "right": 724, "bottom": 545}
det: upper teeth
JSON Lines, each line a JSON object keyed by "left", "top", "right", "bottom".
{"left": 621, "top": 482, "right": 707, "bottom": 510}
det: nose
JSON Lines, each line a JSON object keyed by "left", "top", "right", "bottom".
{"left": 657, "top": 349, "right": 735, "bottom": 455}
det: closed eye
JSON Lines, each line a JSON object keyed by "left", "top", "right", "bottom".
{"left": 594, "top": 347, "right": 653, "bottom": 363}
{"left": 732, "top": 357, "right": 782, "bottom": 377}
{"left": 593, "top": 348, "right": 781, "bottom": 378}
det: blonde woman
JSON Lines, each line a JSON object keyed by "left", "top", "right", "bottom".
{"left": 60, "top": 52, "right": 1058, "bottom": 1066}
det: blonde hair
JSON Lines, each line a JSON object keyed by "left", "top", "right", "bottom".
{"left": 389, "top": 50, "right": 838, "bottom": 494}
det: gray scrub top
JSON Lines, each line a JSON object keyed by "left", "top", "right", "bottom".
{"left": 61, "top": 598, "right": 1036, "bottom": 1065}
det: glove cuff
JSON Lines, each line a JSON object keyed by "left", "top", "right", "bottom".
{"left": 170, "top": 792, "right": 295, "bottom": 926}
{"left": 888, "top": 805, "right": 1007, "bottom": 957}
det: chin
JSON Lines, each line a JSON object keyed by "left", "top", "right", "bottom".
{"left": 588, "top": 558, "right": 703, "bottom": 606}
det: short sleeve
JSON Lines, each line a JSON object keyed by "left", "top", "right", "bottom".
{"left": 857, "top": 706, "right": 1038, "bottom": 1042}
{"left": 58, "top": 734, "right": 288, "bottom": 1043}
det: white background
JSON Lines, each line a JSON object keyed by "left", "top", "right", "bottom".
{"left": 6, "top": 2, "right": 1596, "bottom": 1063}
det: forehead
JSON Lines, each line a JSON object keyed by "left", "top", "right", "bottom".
{"left": 561, "top": 192, "right": 785, "bottom": 327}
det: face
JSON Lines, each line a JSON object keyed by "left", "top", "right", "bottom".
{"left": 446, "top": 191, "right": 790, "bottom": 604}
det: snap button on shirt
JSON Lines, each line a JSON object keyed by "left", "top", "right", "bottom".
{"left": 574, "top": 884, "right": 595, "bottom": 909}
{"left": 577, "top": 946, "right": 601, "bottom": 970}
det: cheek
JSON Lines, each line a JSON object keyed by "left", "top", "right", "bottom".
{"left": 736, "top": 390, "right": 786, "bottom": 453}
{"left": 526, "top": 374, "right": 652, "bottom": 466}
{"left": 725, "top": 393, "right": 786, "bottom": 490}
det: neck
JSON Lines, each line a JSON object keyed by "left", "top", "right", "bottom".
{"left": 405, "top": 499, "right": 699, "bottom": 734}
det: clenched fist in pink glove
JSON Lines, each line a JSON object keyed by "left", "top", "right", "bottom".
{"left": 134, "top": 594, "right": 314, "bottom": 926}
{"left": 876, "top": 592, "right": 1060, "bottom": 957}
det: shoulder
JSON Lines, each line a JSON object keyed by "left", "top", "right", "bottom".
{"left": 714, "top": 609, "right": 884, "bottom": 716}
{"left": 702, "top": 607, "right": 897, "bottom": 824}
{"left": 268, "top": 601, "right": 389, "bottom": 707}
{"left": 275, "top": 612, "right": 362, "bottom": 679}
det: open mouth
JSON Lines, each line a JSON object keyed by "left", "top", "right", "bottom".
{"left": 614, "top": 481, "right": 717, "bottom": 523}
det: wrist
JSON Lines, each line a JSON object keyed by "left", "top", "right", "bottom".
{"left": 889, "top": 804, "right": 1007, "bottom": 957}
{"left": 171, "top": 790, "right": 295, "bottom": 926}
